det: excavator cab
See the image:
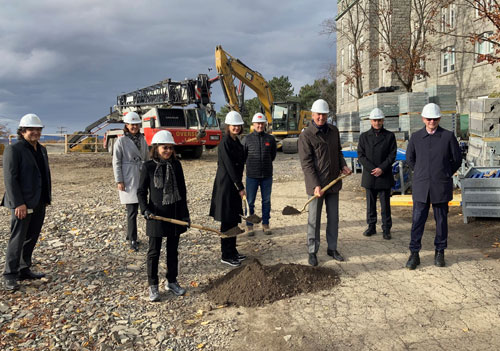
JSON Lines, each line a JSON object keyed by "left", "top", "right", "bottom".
{"left": 272, "top": 101, "right": 300, "bottom": 134}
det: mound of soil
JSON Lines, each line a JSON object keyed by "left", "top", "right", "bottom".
{"left": 205, "top": 259, "right": 340, "bottom": 307}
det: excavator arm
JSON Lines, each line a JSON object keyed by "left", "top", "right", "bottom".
{"left": 215, "top": 45, "right": 273, "bottom": 122}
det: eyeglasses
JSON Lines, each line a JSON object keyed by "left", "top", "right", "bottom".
{"left": 162, "top": 146, "right": 175, "bottom": 150}
{"left": 424, "top": 118, "right": 440, "bottom": 122}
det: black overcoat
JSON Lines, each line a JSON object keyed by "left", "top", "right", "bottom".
{"left": 209, "top": 134, "right": 244, "bottom": 223}
{"left": 407, "top": 126, "right": 461, "bottom": 204}
{"left": 137, "top": 159, "right": 189, "bottom": 237}
{"left": 357, "top": 127, "right": 397, "bottom": 189}
{"left": 2, "top": 140, "right": 52, "bottom": 209}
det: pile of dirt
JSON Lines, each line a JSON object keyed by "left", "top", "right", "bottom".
{"left": 204, "top": 259, "right": 340, "bottom": 307}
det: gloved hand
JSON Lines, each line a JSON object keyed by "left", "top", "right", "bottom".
{"left": 144, "top": 210, "right": 154, "bottom": 220}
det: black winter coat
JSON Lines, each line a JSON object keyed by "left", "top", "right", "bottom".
{"left": 407, "top": 126, "right": 461, "bottom": 204}
{"left": 209, "top": 134, "right": 244, "bottom": 223}
{"left": 357, "top": 127, "right": 397, "bottom": 189}
{"left": 137, "top": 159, "right": 189, "bottom": 237}
{"left": 243, "top": 131, "right": 277, "bottom": 178}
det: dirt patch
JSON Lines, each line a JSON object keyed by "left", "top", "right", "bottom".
{"left": 204, "top": 259, "right": 340, "bottom": 307}
{"left": 282, "top": 205, "right": 302, "bottom": 215}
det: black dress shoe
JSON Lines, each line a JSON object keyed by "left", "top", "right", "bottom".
{"left": 434, "top": 250, "right": 445, "bottom": 267}
{"left": 363, "top": 226, "right": 376, "bottom": 237}
{"left": 3, "top": 278, "right": 19, "bottom": 291}
{"left": 18, "top": 270, "right": 46, "bottom": 280}
{"left": 383, "top": 231, "right": 391, "bottom": 240}
{"left": 130, "top": 240, "right": 139, "bottom": 252}
{"left": 406, "top": 252, "right": 420, "bottom": 270}
{"left": 308, "top": 253, "right": 318, "bottom": 266}
{"left": 327, "top": 249, "right": 345, "bottom": 262}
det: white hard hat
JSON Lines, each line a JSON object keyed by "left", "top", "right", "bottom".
{"left": 224, "top": 111, "right": 244, "bottom": 125}
{"left": 422, "top": 103, "right": 441, "bottom": 119}
{"left": 369, "top": 108, "right": 385, "bottom": 120}
{"left": 19, "top": 113, "right": 44, "bottom": 128}
{"left": 311, "top": 99, "right": 329, "bottom": 114}
{"left": 252, "top": 113, "right": 267, "bottom": 124}
{"left": 151, "top": 130, "right": 176, "bottom": 145}
{"left": 123, "top": 111, "right": 141, "bottom": 124}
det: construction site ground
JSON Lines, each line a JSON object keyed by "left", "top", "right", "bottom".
{"left": 0, "top": 150, "right": 499, "bottom": 351}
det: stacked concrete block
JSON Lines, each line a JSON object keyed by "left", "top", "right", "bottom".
{"left": 399, "top": 92, "right": 429, "bottom": 137}
{"left": 336, "top": 112, "right": 360, "bottom": 132}
{"left": 466, "top": 136, "right": 500, "bottom": 166}
{"left": 467, "top": 98, "right": 500, "bottom": 166}
{"left": 339, "top": 131, "right": 359, "bottom": 145}
{"left": 398, "top": 92, "right": 429, "bottom": 114}
{"left": 336, "top": 112, "right": 360, "bottom": 145}
{"left": 469, "top": 98, "right": 500, "bottom": 138}
{"left": 425, "top": 85, "right": 457, "bottom": 112}
{"left": 358, "top": 92, "right": 402, "bottom": 119}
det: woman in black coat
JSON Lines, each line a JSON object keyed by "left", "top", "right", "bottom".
{"left": 209, "top": 111, "right": 246, "bottom": 267}
{"left": 137, "top": 130, "right": 190, "bottom": 302}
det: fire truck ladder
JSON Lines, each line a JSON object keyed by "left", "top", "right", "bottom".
{"left": 116, "top": 74, "right": 212, "bottom": 110}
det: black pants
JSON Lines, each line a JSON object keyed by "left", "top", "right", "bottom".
{"left": 366, "top": 188, "right": 392, "bottom": 232}
{"left": 409, "top": 198, "right": 449, "bottom": 252}
{"left": 126, "top": 203, "right": 138, "bottom": 241}
{"left": 220, "top": 221, "right": 239, "bottom": 259}
{"left": 3, "top": 202, "right": 46, "bottom": 279}
{"left": 147, "top": 234, "right": 180, "bottom": 286}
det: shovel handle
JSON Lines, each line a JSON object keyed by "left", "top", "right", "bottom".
{"left": 151, "top": 215, "right": 224, "bottom": 236}
{"left": 300, "top": 174, "right": 349, "bottom": 212}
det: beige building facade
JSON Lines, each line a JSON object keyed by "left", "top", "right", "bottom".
{"left": 336, "top": 0, "right": 500, "bottom": 115}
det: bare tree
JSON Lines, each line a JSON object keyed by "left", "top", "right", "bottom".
{"left": 323, "top": 0, "right": 368, "bottom": 99}
{"left": 0, "top": 123, "right": 10, "bottom": 139}
{"left": 365, "top": 0, "right": 447, "bottom": 92}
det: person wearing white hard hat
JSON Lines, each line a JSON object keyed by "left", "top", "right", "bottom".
{"left": 2, "top": 114, "right": 51, "bottom": 291}
{"left": 298, "top": 99, "right": 352, "bottom": 266}
{"left": 112, "top": 112, "right": 149, "bottom": 252}
{"left": 357, "top": 108, "right": 397, "bottom": 240}
{"left": 405, "top": 103, "right": 461, "bottom": 270}
{"left": 242, "top": 113, "right": 277, "bottom": 236}
{"left": 137, "top": 130, "right": 190, "bottom": 301}
{"left": 209, "top": 110, "right": 247, "bottom": 267}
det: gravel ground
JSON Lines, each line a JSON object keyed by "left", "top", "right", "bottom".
{"left": 1, "top": 149, "right": 499, "bottom": 351}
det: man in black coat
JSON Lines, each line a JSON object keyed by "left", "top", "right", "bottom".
{"left": 405, "top": 103, "right": 461, "bottom": 270}
{"left": 2, "top": 114, "right": 51, "bottom": 291}
{"left": 357, "top": 108, "right": 397, "bottom": 240}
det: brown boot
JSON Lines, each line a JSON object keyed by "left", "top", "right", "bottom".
{"left": 246, "top": 226, "right": 255, "bottom": 236}
{"left": 262, "top": 224, "right": 272, "bottom": 235}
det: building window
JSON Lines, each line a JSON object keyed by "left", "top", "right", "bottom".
{"left": 476, "top": 0, "right": 493, "bottom": 18}
{"left": 475, "top": 32, "right": 494, "bottom": 62}
{"left": 340, "top": 82, "right": 344, "bottom": 103}
{"left": 441, "top": 7, "right": 447, "bottom": 32}
{"left": 340, "top": 49, "right": 344, "bottom": 71}
{"left": 441, "top": 46, "right": 455, "bottom": 73}
{"left": 449, "top": 4, "right": 456, "bottom": 29}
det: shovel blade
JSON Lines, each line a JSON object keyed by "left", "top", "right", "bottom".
{"left": 282, "top": 206, "right": 302, "bottom": 215}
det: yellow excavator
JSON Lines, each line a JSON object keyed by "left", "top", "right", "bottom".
{"left": 214, "top": 45, "right": 311, "bottom": 153}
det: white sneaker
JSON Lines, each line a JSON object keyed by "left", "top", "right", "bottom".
{"left": 149, "top": 285, "right": 160, "bottom": 302}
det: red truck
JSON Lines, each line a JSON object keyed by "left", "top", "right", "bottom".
{"left": 71, "top": 74, "right": 222, "bottom": 158}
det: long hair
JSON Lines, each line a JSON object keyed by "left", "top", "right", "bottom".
{"left": 149, "top": 144, "right": 177, "bottom": 160}
{"left": 224, "top": 124, "right": 243, "bottom": 136}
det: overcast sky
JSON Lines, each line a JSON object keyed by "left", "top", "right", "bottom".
{"left": 0, "top": 0, "right": 337, "bottom": 134}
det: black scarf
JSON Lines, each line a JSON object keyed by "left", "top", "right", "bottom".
{"left": 125, "top": 131, "right": 142, "bottom": 151}
{"left": 153, "top": 158, "right": 181, "bottom": 205}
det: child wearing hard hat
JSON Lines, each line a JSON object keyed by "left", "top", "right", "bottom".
{"left": 137, "top": 130, "right": 190, "bottom": 302}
